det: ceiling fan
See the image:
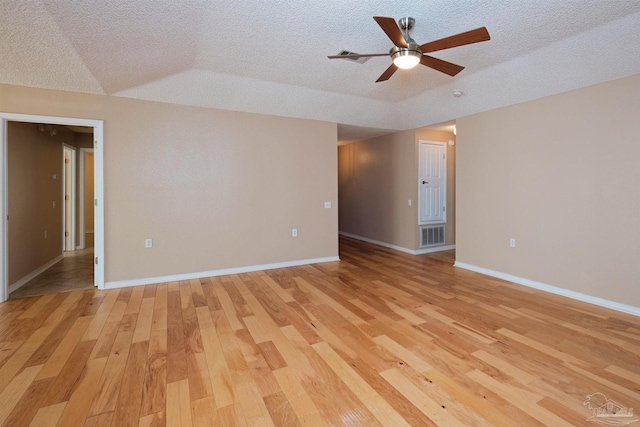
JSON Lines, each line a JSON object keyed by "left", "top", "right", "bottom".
{"left": 328, "top": 16, "right": 490, "bottom": 82}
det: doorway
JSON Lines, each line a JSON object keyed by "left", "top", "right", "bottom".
{"left": 0, "top": 113, "right": 104, "bottom": 302}
{"left": 419, "top": 140, "right": 447, "bottom": 224}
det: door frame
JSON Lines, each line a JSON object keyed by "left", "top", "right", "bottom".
{"left": 0, "top": 113, "right": 105, "bottom": 302}
{"left": 62, "top": 144, "right": 76, "bottom": 252}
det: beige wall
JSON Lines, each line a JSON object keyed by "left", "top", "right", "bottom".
{"left": 84, "top": 151, "right": 94, "bottom": 233}
{"left": 1, "top": 84, "right": 338, "bottom": 283}
{"left": 456, "top": 73, "right": 640, "bottom": 308}
{"left": 338, "top": 130, "right": 416, "bottom": 249}
{"left": 72, "top": 132, "right": 94, "bottom": 150}
{"left": 338, "top": 128, "right": 456, "bottom": 250}
{"left": 71, "top": 133, "right": 94, "bottom": 243}
{"left": 7, "top": 122, "right": 71, "bottom": 284}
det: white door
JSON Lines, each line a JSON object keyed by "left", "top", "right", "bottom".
{"left": 419, "top": 141, "right": 446, "bottom": 223}
{"left": 63, "top": 145, "right": 76, "bottom": 251}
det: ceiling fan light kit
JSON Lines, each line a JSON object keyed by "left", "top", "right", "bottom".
{"left": 328, "top": 16, "right": 490, "bottom": 82}
{"left": 391, "top": 46, "right": 422, "bottom": 69}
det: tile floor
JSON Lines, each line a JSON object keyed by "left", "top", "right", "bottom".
{"left": 9, "top": 233, "right": 95, "bottom": 299}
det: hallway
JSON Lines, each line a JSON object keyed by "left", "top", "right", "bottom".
{"left": 9, "top": 233, "right": 94, "bottom": 299}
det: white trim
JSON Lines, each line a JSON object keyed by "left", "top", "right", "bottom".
{"left": 8, "top": 254, "right": 64, "bottom": 293}
{"left": 419, "top": 220, "right": 446, "bottom": 226}
{"left": 0, "top": 118, "right": 7, "bottom": 302}
{"left": 339, "top": 231, "right": 455, "bottom": 255}
{"left": 454, "top": 262, "right": 640, "bottom": 317}
{"left": 0, "top": 112, "right": 105, "bottom": 302}
{"left": 414, "top": 245, "right": 456, "bottom": 255}
{"left": 93, "top": 123, "right": 104, "bottom": 289}
{"left": 104, "top": 256, "right": 341, "bottom": 290}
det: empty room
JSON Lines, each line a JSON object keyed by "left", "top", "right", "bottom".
{"left": 0, "top": 2, "right": 638, "bottom": 426}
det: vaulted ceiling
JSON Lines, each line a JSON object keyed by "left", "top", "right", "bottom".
{"left": 2, "top": 1, "right": 640, "bottom": 142}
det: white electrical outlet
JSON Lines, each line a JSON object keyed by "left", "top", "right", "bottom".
{"left": 145, "top": 238, "right": 153, "bottom": 248}
{"left": 324, "top": 201, "right": 331, "bottom": 209}
{"left": 408, "top": 199, "right": 412, "bottom": 206}
{"left": 292, "top": 228, "right": 298, "bottom": 237}
{"left": 510, "top": 238, "right": 516, "bottom": 248}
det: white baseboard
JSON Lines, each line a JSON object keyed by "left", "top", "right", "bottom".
{"left": 103, "top": 256, "right": 340, "bottom": 290}
{"left": 339, "top": 231, "right": 455, "bottom": 255}
{"left": 415, "top": 245, "right": 456, "bottom": 255}
{"left": 454, "top": 262, "right": 640, "bottom": 317}
{"left": 9, "top": 254, "right": 64, "bottom": 293}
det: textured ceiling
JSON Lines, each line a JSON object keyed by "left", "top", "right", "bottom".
{"left": 2, "top": 1, "right": 640, "bottom": 141}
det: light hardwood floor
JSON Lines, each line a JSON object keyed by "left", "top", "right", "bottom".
{"left": 0, "top": 236, "right": 638, "bottom": 426}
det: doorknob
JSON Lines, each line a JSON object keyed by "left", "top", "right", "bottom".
{"left": 422, "top": 180, "right": 429, "bottom": 184}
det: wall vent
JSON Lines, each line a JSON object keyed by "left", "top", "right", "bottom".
{"left": 421, "top": 225, "right": 445, "bottom": 247}
{"left": 335, "top": 50, "right": 370, "bottom": 64}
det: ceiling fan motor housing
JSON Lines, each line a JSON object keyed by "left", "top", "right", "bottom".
{"left": 390, "top": 41, "right": 422, "bottom": 69}
{"left": 398, "top": 17, "right": 415, "bottom": 31}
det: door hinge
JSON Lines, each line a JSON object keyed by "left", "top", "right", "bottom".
{"left": 65, "top": 231, "right": 69, "bottom": 237}
{"left": 94, "top": 140, "right": 98, "bottom": 148}
{"left": 65, "top": 158, "right": 70, "bottom": 164}
{"left": 65, "top": 195, "right": 69, "bottom": 201}
{"left": 443, "top": 154, "right": 445, "bottom": 159}
{"left": 94, "top": 199, "right": 98, "bottom": 207}
{"left": 443, "top": 206, "right": 446, "bottom": 211}
{"left": 95, "top": 257, "right": 98, "bottom": 265}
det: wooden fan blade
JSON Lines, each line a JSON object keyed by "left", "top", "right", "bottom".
{"left": 327, "top": 53, "right": 389, "bottom": 59}
{"left": 376, "top": 63, "right": 398, "bottom": 82}
{"left": 420, "top": 27, "right": 490, "bottom": 53}
{"left": 420, "top": 55, "right": 465, "bottom": 76}
{"left": 373, "top": 16, "right": 407, "bottom": 48}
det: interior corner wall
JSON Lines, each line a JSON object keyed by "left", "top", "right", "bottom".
{"left": 456, "top": 73, "right": 640, "bottom": 308}
{"left": 72, "top": 133, "right": 94, "bottom": 244}
{"left": 7, "top": 122, "right": 70, "bottom": 284}
{"left": 414, "top": 129, "right": 456, "bottom": 247}
{"left": 84, "top": 151, "right": 94, "bottom": 233}
{"left": 1, "top": 84, "right": 338, "bottom": 284}
{"left": 338, "top": 130, "right": 417, "bottom": 250}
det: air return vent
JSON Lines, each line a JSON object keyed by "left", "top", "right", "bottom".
{"left": 421, "top": 225, "right": 445, "bottom": 247}
{"left": 335, "top": 50, "right": 370, "bottom": 64}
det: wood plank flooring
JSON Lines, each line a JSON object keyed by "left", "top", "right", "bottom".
{"left": 0, "top": 236, "right": 638, "bottom": 426}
